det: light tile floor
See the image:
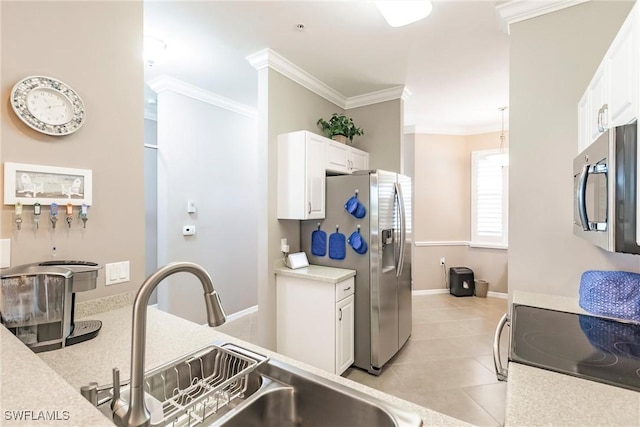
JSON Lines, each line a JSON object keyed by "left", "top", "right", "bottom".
{"left": 216, "top": 294, "right": 509, "bottom": 426}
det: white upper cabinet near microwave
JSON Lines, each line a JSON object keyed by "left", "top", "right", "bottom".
{"left": 278, "top": 131, "right": 326, "bottom": 220}
{"left": 578, "top": 2, "right": 639, "bottom": 152}
{"left": 325, "top": 139, "right": 369, "bottom": 174}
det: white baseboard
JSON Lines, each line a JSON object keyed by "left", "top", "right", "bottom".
{"left": 412, "top": 289, "right": 449, "bottom": 296}
{"left": 412, "top": 289, "right": 509, "bottom": 299}
{"left": 487, "top": 291, "right": 508, "bottom": 299}
{"left": 225, "top": 305, "right": 258, "bottom": 322}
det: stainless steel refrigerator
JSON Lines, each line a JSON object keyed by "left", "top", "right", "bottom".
{"left": 301, "top": 170, "right": 412, "bottom": 375}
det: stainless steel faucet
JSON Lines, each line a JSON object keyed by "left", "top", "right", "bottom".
{"left": 111, "top": 262, "right": 226, "bottom": 427}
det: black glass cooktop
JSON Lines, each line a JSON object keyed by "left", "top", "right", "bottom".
{"left": 510, "top": 304, "right": 640, "bottom": 392}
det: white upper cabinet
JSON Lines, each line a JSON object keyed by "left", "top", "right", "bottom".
{"left": 607, "top": 12, "right": 638, "bottom": 128}
{"left": 349, "top": 147, "right": 369, "bottom": 172}
{"left": 278, "top": 131, "right": 326, "bottom": 220}
{"left": 326, "top": 139, "right": 350, "bottom": 174}
{"left": 578, "top": 2, "right": 639, "bottom": 152}
{"left": 278, "top": 131, "right": 369, "bottom": 219}
{"left": 325, "top": 139, "right": 369, "bottom": 174}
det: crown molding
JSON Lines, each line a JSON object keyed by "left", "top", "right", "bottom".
{"left": 345, "top": 85, "right": 410, "bottom": 109}
{"left": 147, "top": 75, "right": 258, "bottom": 119}
{"left": 246, "top": 48, "right": 409, "bottom": 110}
{"left": 247, "top": 48, "right": 345, "bottom": 107}
{"left": 496, "top": 0, "right": 589, "bottom": 27}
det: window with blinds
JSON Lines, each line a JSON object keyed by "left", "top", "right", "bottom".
{"left": 471, "top": 149, "right": 508, "bottom": 248}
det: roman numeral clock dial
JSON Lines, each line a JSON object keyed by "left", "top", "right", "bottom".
{"left": 10, "top": 76, "right": 85, "bottom": 136}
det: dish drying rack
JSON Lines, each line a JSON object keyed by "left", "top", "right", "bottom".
{"left": 83, "top": 343, "right": 268, "bottom": 427}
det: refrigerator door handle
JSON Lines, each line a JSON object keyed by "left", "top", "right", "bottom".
{"left": 395, "top": 182, "right": 407, "bottom": 278}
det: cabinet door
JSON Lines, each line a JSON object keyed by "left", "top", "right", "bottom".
{"left": 306, "top": 134, "right": 326, "bottom": 219}
{"left": 349, "top": 148, "right": 369, "bottom": 172}
{"left": 335, "top": 294, "right": 354, "bottom": 374}
{"left": 588, "top": 64, "right": 609, "bottom": 143}
{"left": 326, "top": 140, "right": 350, "bottom": 174}
{"left": 276, "top": 275, "right": 335, "bottom": 373}
{"left": 607, "top": 13, "right": 638, "bottom": 127}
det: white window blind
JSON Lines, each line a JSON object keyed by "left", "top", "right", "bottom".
{"left": 471, "top": 150, "right": 508, "bottom": 248}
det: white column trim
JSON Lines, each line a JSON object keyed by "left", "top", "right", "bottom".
{"left": 147, "top": 75, "right": 258, "bottom": 119}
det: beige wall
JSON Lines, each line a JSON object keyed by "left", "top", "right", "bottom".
{"left": 1, "top": 1, "right": 145, "bottom": 302}
{"left": 348, "top": 99, "right": 403, "bottom": 172}
{"left": 412, "top": 131, "right": 509, "bottom": 293}
{"left": 509, "top": 1, "right": 639, "bottom": 299}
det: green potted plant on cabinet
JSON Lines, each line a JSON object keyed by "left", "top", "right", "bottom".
{"left": 317, "top": 113, "right": 364, "bottom": 144}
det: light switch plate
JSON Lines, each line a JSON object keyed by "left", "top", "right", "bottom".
{"left": 105, "top": 261, "right": 130, "bottom": 285}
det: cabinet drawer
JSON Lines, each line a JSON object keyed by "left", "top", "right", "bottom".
{"left": 335, "top": 278, "right": 355, "bottom": 301}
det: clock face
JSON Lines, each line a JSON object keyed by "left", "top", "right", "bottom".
{"left": 10, "top": 76, "right": 85, "bottom": 136}
{"left": 26, "top": 88, "right": 74, "bottom": 125}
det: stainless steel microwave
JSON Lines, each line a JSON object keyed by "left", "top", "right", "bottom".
{"left": 573, "top": 121, "right": 640, "bottom": 254}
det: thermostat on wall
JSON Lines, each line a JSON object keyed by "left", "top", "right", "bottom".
{"left": 287, "top": 252, "right": 309, "bottom": 269}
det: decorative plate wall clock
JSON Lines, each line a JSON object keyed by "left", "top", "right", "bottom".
{"left": 10, "top": 76, "right": 86, "bottom": 136}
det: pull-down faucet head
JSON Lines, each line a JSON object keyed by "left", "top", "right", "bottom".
{"left": 112, "top": 262, "right": 226, "bottom": 427}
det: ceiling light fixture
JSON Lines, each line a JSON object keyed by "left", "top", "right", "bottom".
{"left": 376, "top": 1, "right": 433, "bottom": 27}
{"left": 144, "top": 36, "right": 168, "bottom": 67}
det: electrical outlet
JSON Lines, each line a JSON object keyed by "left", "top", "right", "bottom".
{"left": 440, "top": 257, "right": 446, "bottom": 265}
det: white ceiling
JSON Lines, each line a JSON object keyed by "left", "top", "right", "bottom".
{"left": 144, "top": 1, "right": 511, "bottom": 134}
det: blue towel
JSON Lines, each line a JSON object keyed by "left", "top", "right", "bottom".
{"left": 579, "top": 270, "right": 640, "bottom": 322}
{"left": 329, "top": 232, "right": 346, "bottom": 260}
{"left": 311, "top": 229, "right": 327, "bottom": 257}
{"left": 348, "top": 230, "right": 368, "bottom": 254}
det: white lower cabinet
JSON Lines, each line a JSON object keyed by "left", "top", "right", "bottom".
{"left": 276, "top": 273, "right": 355, "bottom": 375}
{"left": 335, "top": 293, "right": 355, "bottom": 374}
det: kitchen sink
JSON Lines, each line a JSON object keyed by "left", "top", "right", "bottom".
{"left": 211, "top": 357, "right": 423, "bottom": 427}
{"left": 83, "top": 343, "right": 422, "bottom": 427}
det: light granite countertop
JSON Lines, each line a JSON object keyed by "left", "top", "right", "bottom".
{"left": 2, "top": 304, "right": 467, "bottom": 427}
{"left": 274, "top": 264, "right": 356, "bottom": 283}
{"left": 504, "top": 291, "right": 640, "bottom": 426}
{"left": 0, "top": 326, "right": 113, "bottom": 426}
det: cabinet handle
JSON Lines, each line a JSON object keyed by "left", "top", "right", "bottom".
{"left": 308, "top": 202, "right": 311, "bottom": 215}
{"left": 343, "top": 286, "right": 351, "bottom": 292}
{"left": 601, "top": 104, "right": 608, "bottom": 130}
{"left": 597, "top": 104, "right": 609, "bottom": 133}
{"left": 339, "top": 307, "right": 342, "bottom": 321}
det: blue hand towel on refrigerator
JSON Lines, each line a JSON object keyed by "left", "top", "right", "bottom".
{"left": 329, "top": 230, "right": 346, "bottom": 260}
